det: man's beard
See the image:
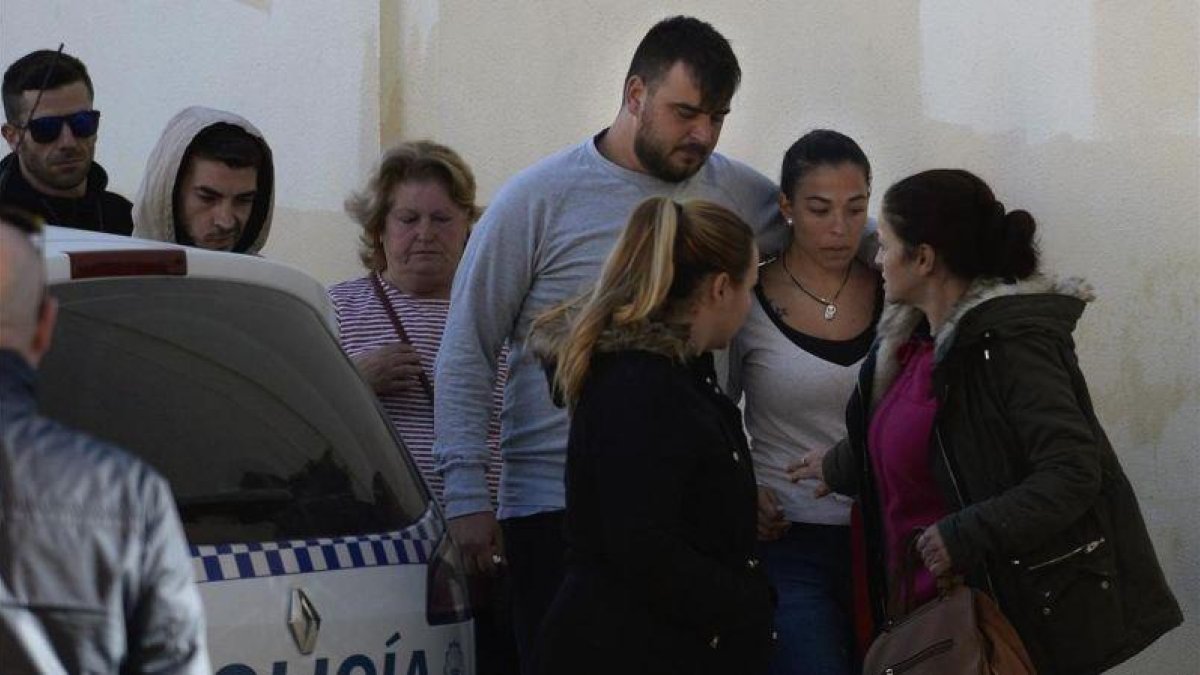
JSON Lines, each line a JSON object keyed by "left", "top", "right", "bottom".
{"left": 24, "top": 148, "right": 91, "bottom": 192}
{"left": 633, "top": 126, "right": 710, "bottom": 183}
{"left": 200, "top": 228, "right": 241, "bottom": 251}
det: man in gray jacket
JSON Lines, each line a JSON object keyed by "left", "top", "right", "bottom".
{"left": 433, "top": 16, "right": 784, "bottom": 672}
{"left": 0, "top": 207, "right": 210, "bottom": 673}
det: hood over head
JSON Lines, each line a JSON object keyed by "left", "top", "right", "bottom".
{"left": 132, "top": 106, "right": 274, "bottom": 254}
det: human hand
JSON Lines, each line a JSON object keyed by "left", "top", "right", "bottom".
{"left": 447, "top": 511, "right": 506, "bottom": 577}
{"left": 756, "top": 485, "right": 789, "bottom": 541}
{"left": 916, "top": 525, "right": 953, "bottom": 577}
{"left": 786, "top": 448, "right": 831, "bottom": 498}
{"left": 353, "top": 343, "right": 425, "bottom": 395}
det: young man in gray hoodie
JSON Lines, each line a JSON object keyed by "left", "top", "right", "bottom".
{"left": 432, "top": 16, "right": 784, "bottom": 672}
{"left": 133, "top": 106, "right": 275, "bottom": 254}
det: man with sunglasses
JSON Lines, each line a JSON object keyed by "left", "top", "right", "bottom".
{"left": 0, "top": 49, "right": 134, "bottom": 235}
{"left": 0, "top": 207, "right": 210, "bottom": 673}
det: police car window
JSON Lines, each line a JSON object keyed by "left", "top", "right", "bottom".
{"left": 39, "top": 277, "right": 430, "bottom": 545}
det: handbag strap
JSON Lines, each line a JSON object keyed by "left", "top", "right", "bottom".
{"left": 370, "top": 273, "right": 436, "bottom": 404}
{"left": 887, "top": 531, "right": 920, "bottom": 618}
{"left": 887, "top": 528, "right": 960, "bottom": 619}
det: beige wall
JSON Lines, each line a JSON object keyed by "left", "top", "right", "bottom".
{"left": 3, "top": 2, "right": 1197, "bottom": 671}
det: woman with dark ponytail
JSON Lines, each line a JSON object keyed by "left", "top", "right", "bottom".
{"left": 794, "top": 169, "right": 1181, "bottom": 673}
{"left": 728, "top": 129, "right": 880, "bottom": 675}
{"left": 530, "top": 197, "right": 775, "bottom": 675}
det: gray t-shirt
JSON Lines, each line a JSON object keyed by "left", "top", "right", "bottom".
{"left": 729, "top": 291, "right": 868, "bottom": 525}
{"left": 433, "top": 132, "right": 782, "bottom": 519}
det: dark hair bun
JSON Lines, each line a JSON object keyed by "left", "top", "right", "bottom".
{"left": 985, "top": 207, "right": 1039, "bottom": 279}
{"left": 883, "top": 169, "right": 1042, "bottom": 281}
{"left": 1003, "top": 209, "right": 1039, "bottom": 277}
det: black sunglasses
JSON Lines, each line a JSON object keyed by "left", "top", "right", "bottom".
{"left": 20, "top": 109, "right": 101, "bottom": 144}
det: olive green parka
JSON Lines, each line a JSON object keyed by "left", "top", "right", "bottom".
{"left": 823, "top": 275, "right": 1182, "bottom": 674}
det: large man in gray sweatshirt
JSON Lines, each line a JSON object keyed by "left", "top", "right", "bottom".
{"left": 433, "top": 17, "right": 782, "bottom": 670}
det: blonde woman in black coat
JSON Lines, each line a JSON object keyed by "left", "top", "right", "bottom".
{"left": 530, "top": 197, "right": 774, "bottom": 675}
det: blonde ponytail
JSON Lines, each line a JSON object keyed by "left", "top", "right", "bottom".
{"left": 532, "top": 196, "right": 754, "bottom": 407}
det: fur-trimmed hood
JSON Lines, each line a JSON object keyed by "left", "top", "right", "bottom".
{"left": 870, "top": 274, "right": 1095, "bottom": 406}
{"left": 592, "top": 319, "right": 692, "bottom": 361}
{"left": 528, "top": 300, "right": 694, "bottom": 368}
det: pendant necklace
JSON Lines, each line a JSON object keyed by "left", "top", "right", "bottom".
{"left": 781, "top": 254, "right": 853, "bottom": 321}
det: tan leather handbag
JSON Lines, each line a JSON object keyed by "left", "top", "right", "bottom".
{"left": 862, "top": 536, "right": 1036, "bottom": 674}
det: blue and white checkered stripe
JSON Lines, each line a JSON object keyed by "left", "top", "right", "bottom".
{"left": 190, "top": 509, "right": 443, "bottom": 584}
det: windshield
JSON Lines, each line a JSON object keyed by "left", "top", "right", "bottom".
{"left": 39, "top": 276, "right": 430, "bottom": 545}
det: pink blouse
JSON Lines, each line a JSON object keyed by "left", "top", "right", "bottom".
{"left": 868, "top": 337, "right": 950, "bottom": 608}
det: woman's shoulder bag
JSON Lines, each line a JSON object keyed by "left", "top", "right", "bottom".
{"left": 862, "top": 533, "right": 1036, "bottom": 675}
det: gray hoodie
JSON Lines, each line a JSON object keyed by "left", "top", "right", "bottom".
{"left": 132, "top": 106, "right": 274, "bottom": 254}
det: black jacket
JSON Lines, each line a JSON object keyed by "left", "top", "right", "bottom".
{"left": 0, "top": 153, "right": 133, "bottom": 234}
{"left": 534, "top": 322, "right": 774, "bottom": 675}
{"left": 823, "top": 276, "right": 1182, "bottom": 675}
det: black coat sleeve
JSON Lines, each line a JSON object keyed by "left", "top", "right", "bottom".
{"left": 824, "top": 380, "right": 866, "bottom": 497}
{"left": 938, "top": 334, "right": 1103, "bottom": 569}
{"left": 822, "top": 436, "right": 860, "bottom": 497}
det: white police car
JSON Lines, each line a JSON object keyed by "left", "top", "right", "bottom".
{"left": 36, "top": 226, "right": 474, "bottom": 675}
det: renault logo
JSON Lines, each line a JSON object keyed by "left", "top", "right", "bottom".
{"left": 288, "top": 588, "right": 322, "bottom": 655}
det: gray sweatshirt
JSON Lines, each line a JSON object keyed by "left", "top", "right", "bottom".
{"left": 433, "top": 133, "right": 783, "bottom": 519}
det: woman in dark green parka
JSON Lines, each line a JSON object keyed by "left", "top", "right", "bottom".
{"left": 794, "top": 169, "right": 1181, "bottom": 674}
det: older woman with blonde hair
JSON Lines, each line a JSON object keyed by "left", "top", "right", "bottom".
{"left": 328, "top": 140, "right": 514, "bottom": 673}
{"left": 329, "top": 140, "right": 498, "bottom": 496}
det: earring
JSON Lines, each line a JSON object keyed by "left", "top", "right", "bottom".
{"left": 786, "top": 217, "right": 794, "bottom": 226}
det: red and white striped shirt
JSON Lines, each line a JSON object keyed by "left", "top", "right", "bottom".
{"left": 329, "top": 274, "right": 505, "bottom": 504}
